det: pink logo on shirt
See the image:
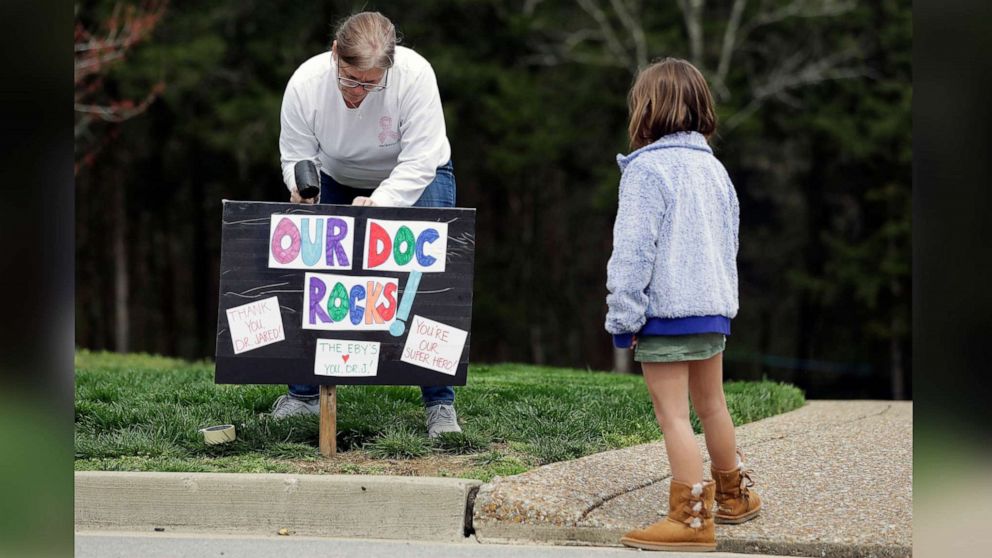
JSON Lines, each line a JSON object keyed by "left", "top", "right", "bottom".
{"left": 378, "top": 116, "right": 400, "bottom": 146}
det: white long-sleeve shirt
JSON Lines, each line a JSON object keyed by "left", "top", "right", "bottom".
{"left": 279, "top": 46, "right": 451, "bottom": 207}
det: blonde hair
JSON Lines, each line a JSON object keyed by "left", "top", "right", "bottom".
{"left": 627, "top": 58, "right": 717, "bottom": 151}
{"left": 334, "top": 12, "right": 397, "bottom": 70}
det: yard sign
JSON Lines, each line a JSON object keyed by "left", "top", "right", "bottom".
{"left": 214, "top": 201, "right": 475, "bottom": 386}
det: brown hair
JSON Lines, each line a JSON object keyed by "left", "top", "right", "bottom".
{"left": 626, "top": 58, "right": 717, "bottom": 151}
{"left": 334, "top": 12, "right": 397, "bottom": 70}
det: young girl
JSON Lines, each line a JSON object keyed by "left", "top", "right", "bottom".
{"left": 605, "top": 58, "right": 761, "bottom": 552}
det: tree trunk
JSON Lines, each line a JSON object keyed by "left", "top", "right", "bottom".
{"left": 890, "top": 324, "right": 904, "bottom": 400}
{"left": 113, "top": 183, "right": 129, "bottom": 353}
{"left": 794, "top": 140, "right": 828, "bottom": 394}
{"left": 191, "top": 153, "right": 208, "bottom": 357}
{"left": 613, "top": 346, "right": 632, "bottom": 374}
{"left": 530, "top": 324, "right": 546, "bottom": 365}
{"left": 887, "top": 201, "right": 906, "bottom": 400}
{"left": 757, "top": 308, "right": 772, "bottom": 380}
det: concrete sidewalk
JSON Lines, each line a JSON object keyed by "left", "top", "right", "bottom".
{"left": 473, "top": 401, "right": 912, "bottom": 557}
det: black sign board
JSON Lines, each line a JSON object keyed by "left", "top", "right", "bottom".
{"left": 214, "top": 201, "right": 475, "bottom": 386}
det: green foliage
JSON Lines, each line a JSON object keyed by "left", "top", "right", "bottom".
{"left": 75, "top": 351, "right": 805, "bottom": 476}
{"left": 432, "top": 430, "right": 490, "bottom": 454}
{"left": 366, "top": 427, "right": 433, "bottom": 459}
{"left": 74, "top": 1, "right": 911, "bottom": 399}
{"left": 463, "top": 454, "right": 532, "bottom": 483}
{"left": 724, "top": 381, "right": 807, "bottom": 425}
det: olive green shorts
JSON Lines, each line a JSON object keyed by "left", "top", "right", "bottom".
{"left": 634, "top": 333, "right": 726, "bottom": 363}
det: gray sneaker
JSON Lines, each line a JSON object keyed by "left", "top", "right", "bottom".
{"left": 271, "top": 394, "right": 320, "bottom": 419}
{"left": 426, "top": 404, "right": 462, "bottom": 438}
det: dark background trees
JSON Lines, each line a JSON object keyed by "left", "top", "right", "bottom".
{"left": 74, "top": 0, "right": 911, "bottom": 399}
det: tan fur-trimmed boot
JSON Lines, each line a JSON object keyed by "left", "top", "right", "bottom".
{"left": 620, "top": 479, "right": 717, "bottom": 552}
{"left": 712, "top": 449, "right": 762, "bottom": 524}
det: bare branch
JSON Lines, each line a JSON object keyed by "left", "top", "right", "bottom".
{"left": 577, "top": 0, "right": 631, "bottom": 69}
{"left": 713, "top": 0, "right": 748, "bottom": 100}
{"left": 74, "top": 1, "right": 168, "bottom": 84}
{"left": 523, "top": 0, "right": 545, "bottom": 16}
{"left": 74, "top": 1, "right": 169, "bottom": 170}
{"left": 753, "top": 47, "right": 862, "bottom": 98}
{"left": 521, "top": 0, "right": 869, "bottom": 136}
{"left": 608, "top": 0, "right": 647, "bottom": 69}
{"left": 676, "top": 0, "right": 705, "bottom": 67}
{"left": 74, "top": 50, "right": 127, "bottom": 79}
{"left": 75, "top": 98, "right": 155, "bottom": 124}
{"left": 527, "top": 0, "right": 646, "bottom": 71}
{"left": 563, "top": 28, "right": 604, "bottom": 50}
{"left": 722, "top": 46, "right": 869, "bottom": 133}
{"left": 737, "top": 0, "right": 857, "bottom": 48}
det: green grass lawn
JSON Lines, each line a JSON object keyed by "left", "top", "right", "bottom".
{"left": 75, "top": 350, "right": 805, "bottom": 481}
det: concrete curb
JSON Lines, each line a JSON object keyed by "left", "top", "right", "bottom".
{"left": 75, "top": 471, "right": 480, "bottom": 543}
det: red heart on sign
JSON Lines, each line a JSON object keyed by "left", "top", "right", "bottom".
{"left": 342, "top": 355, "right": 350, "bottom": 363}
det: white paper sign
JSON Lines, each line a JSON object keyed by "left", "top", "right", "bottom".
{"left": 268, "top": 214, "right": 355, "bottom": 270}
{"left": 226, "top": 296, "right": 285, "bottom": 354}
{"left": 400, "top": 315, "right": 467, "bottom": 376}
{"left": 363, "top": 219, "right": 448, "bottom": 273}
{"left": 314, "top": 339, "right": 380, "bottom": 377}
{"left": 302, "top": 273, "right": 399, "bottom": 331}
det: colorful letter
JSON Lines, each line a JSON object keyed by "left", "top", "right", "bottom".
{"left": 300, "top": 218, "right": 324, "bottom": 267}
{"left": 393, "top": 225, "right": 416, "bottom": 266}
{"left": 326, "top": 281, "right": 349, "bottom": 322}
{"left": 325, "top": 217, "right": 350, "bottom": 267}
{"left": 367, "top": 222, "right": 391, "bottom": 268}
{"left": 308, "top": 276, "right": 331, "bottom": 324}
{"left": 271, "top": 217, "right": 301, "bottom": 264}
{"left": 414, "top": 228, "right": 440, "bottom": 267}
{"left": 377, "top": 282, "right": 398, "bottom": 321}
{"left": 364, "top": 281, "right": 385, "bottom": 325}
{"left": 348, "top": 284, "right": 366, "bottom": 326}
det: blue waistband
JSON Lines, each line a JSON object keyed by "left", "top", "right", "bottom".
{"left": 613, "top": 315, "right": 731, "bottom": 348}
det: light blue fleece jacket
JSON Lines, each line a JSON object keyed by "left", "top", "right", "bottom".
{"left": 605, "top": 131, "right": 740, "bottom": 347}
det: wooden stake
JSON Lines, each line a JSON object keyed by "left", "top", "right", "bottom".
{"left": 319, "top": 385, "right": 336, "bottom": 457}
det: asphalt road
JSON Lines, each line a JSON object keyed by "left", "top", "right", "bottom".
{"left": 75, "top": 531, "right": 779, "bottom": 558}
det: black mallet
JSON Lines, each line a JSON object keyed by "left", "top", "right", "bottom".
{"left": 294, "top": 160, "right": 320, "bottom": 201}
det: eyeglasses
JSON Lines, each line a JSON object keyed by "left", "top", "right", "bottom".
{"left": 336, "top": 65, "right": 388, "bottom": 92}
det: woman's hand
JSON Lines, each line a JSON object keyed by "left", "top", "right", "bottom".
{"left": 290, "top": 187, "right": 317, "bottom": 204}
{"left": 352, "top": 196, "right": 376, "bottom": 206}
